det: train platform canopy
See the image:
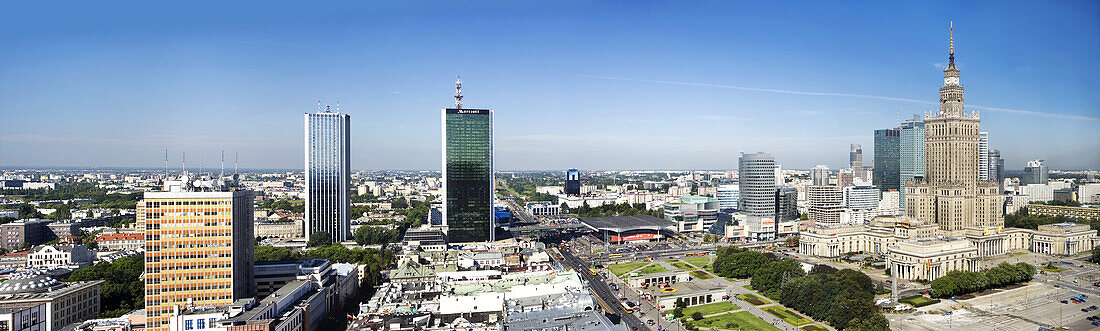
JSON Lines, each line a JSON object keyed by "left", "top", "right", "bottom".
{"left": 577, "top": 215, "right": 675, "bottom": 233}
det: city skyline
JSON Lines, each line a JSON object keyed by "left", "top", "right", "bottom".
{"left": 2, "top": 1, "right": 1098, "bottom": 171}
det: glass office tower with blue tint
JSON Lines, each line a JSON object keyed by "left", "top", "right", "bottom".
{"left": 899, "top": 115, "right": 925, "bottom": 209}
{"left": 443, "top": 108, "right": 494, "bottom": 243}
{"left": 565, "top": 168, "right": 581, "bottom": 195}
{"left": 304, "top": 108, "right": 351, "bottom": 242}
{"left": 874, "top": 128, "right": 901, "bottom": 191}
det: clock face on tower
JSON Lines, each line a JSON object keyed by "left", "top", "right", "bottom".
{"left": 945, "top": 77, "right": 959, "bottom": 85}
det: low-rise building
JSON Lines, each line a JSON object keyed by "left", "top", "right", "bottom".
{"left": 26, "top": 244, "right": 96, "bottom": 268}
{"left": 0, "top": 272, "right": 102, "bottom": 330}
{"left": 0, "top": 303, "right": 46, "bottom": 331}
{"left": 886, "top": 237, "right": 978, "bottom": 281}
{"left": 94, "top": 232, "right": 144, "bottom": 251}
{"left": 1027, "top": 204, "right": 1100, "bottom": 220}
{"left": 1, "top": 219, "right": 52, "bottom": 250}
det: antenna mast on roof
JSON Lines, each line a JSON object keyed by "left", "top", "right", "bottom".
{"left": 221, "top": 150, "right": 225, "bottom": 178}
{"left": 235, "top": 152, "right": 239, "bottom": 175}
{"left": 182, "top": 152, "right": 187, "bottom": 175}
{"left": 336, "top": 101, "right": 340, "bottom": 112}
{"left": 164, "top": 149, "right": 169, "bottom": 180}
{"left": 455, "top": 75, "right": 463, "bottom": 109}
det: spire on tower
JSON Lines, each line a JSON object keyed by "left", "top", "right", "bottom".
{"left": 948, "top": 21, "right": 956, "bottom": 67}
{"left": 455, "top": 75, "right": 463, "bottom": 109}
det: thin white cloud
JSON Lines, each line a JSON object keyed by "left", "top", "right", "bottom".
{"left": 693, "top": 115, "right": 746, "bottom": 121}
{"left": 578, "top": 74, "right": 1096, "bottom": 121}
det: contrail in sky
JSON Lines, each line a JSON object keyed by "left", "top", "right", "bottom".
{"left": 578, "top": 74, "right": 1096, "bottom": 121}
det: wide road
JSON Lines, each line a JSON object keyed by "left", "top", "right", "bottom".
{"left": 560, "top": 249, "right": 647, "bottom": 330}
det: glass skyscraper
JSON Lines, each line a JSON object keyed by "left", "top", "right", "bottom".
{"left": 738, "top": 152, "right": 776, "bottom": 217}
{"left": 874, "top": 128, "right": 900, "bottom": 191}
{"left": 565, "top": 168, "right": 581, "bottom": 195}
{"left": 304, "top": 110, "right": 351, "bottom": 242}
{"left": 899, "top": 115, "right": 925, "bottom": 208}
{"left": 443, "top": 108, "right": 494, "bottom": 243}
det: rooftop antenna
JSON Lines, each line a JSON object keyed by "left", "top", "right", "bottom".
{"left": 317, "top": 100, "right": 322, "bottom": 112}
{"left": 164, "top": 149, "right": 169, "bottom": 179}
{"left": 325, "top": 105, "right": 330, "bottom": 113}
{"left": 336, "top": 101, "right": 340, "bottom": 112}
{"left": 199, "top": 158, "right": 203, "bottom": 177}
{"left": 234, "top": 152, "right": 239, "bottom": 175}
{"left": 455, "top": 75, "right": 463, "bottom": 109}
{"left": 220, "top": 150, "right": 225, "bottom": 178}
{"left": 182, "top": 152, "right": 187, "bottom": 175}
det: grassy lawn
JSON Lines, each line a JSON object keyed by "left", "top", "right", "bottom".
{"left": 636, "top": 264, "right": 670, "bottom": 275}
{"left": 1039, "top": 265, "right": 1066, "bottom": 273}
{"left": 802, "top": 325, "right": 827, "bottom": 331}
{"left": 899, "top": 295, "right": 941, "bottom": 308}
{"left": 686, "top": 311, "right": 780, "bottom": 331}
{"left": 743, "top": 284, "right": 754, "bottom": 291}
{"left": 608, "top": 262, "right": 649, "bottom": 277}
{"left": 690, "top": 270, "right": 714, "bottom": 279}
{"left": 684, "top": 256, "right": 711, "bottom": 268}
{"left": 670, "top": 261, "right": 694, "bottom": 270}
{"left": 763, "top": 306, "right": 812, "bottom": 326}
{"left": 736, "top": 293, "right": 770, "bottom": 306}
{"left": 667, "top": 301, "right": 740, "bottom": 317}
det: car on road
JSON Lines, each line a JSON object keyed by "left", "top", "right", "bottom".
{"left": 1061, "top": 300, "right": 1069, "bottom": 304}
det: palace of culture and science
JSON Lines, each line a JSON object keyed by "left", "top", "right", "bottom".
{"left": 798, "top": 26, "right": 1097, "bottom": 281}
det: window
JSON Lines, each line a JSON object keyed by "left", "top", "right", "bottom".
{"left": 197, "top": 318, "right": 205, "bottom": 329}
{"left": 185, "top": 319, "right": 194, "bottom": 330}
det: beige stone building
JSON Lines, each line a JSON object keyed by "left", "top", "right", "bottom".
{"left": 798, "top": 27, "right": 1097, "bottom": 282}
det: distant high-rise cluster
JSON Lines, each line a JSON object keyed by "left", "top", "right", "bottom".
{"left": 850, "top": 144, "right": 865, "bottom": 181}
{"left": 811, "top": 165, "right": 830, "bottom": 186}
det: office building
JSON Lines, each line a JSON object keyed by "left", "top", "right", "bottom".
{"left": 1022, "top": 159, "right": 1049, "bottom": 185}
{"left": 738, "top": 153, "right": 777, "bottom": 218}
{"left": 1, "top": 219, "right": 51, "bottom": 250}
{"left": 443, "top": 77, "right": 495, "bottom": 243}
{"left": 899, "top": 115, "right": 926, "bottom": 208}
{"left": 978, "top": 132, "right": 989, "bottom": 180}
{"left": 838, "top": 169, "right": 855, "bottom": 188}
{"left": 811, "top": 165, "right": 830, "bottom": 186}
{"left": 990, "top": 149, "right": 1004, "bottom": 193}
{"left": 664, "top": 196, "right": 720, "bottom": 233}
{"left": 850, "top": 144, "right": 865, "bottom": 181}
{"left": 304, "top": 106, "right": 352, "bottom": 243}
{"left": 775, "top": 187, "right": 798, "bottom": 222}
{"left": 716, "top": 184, "right": 739, "bottom": 211}
{"left": 874, "top": 128, "right": 900, "bottom": 191}
{"left": 564, "top": 168, "right": 580, "bottom": 195}
{"left": 144, "top": 174, "right": 256, "bottom": 331}
{"left": 844, "top": 182, "right": 880, "bottom": 211}
{"left": 0, "top": 271, "right": 102, "bottom": 330}
{"left": 808, "top": 186, "right": 844, "bottom": 226}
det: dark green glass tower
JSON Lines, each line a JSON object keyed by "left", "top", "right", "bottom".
{"left": 443, "top": 108, "right": 494, "bottom": 242}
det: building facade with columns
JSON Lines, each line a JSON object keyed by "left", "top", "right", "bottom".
{"left": 798, "top": 26, "right": 1098, "bottom": 281}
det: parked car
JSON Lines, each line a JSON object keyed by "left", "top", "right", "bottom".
{"left": 1061, "top": 300, "right": 1069, "bottom": 304}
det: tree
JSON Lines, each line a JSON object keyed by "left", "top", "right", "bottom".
{"left": 308, "top": 231, "right": 333, "bottom": 247}
{"left": 846, "top": 314, "right": 890, "bottom": 331}
{"left": 1091, "top": 246, "right": 1100, "bottom": 263}
{"left": 675, "top": 297, "right": 687, "bottom": 309}
{"left": 750, "top": 258, "right": 805, "bottom": 298}
{"left": 691, "top": 311, "right": 704, "bottom": 320}
{"left": 68, "top": 254, "right": 145, "bottom": 318}
{"left": 672, "top": 307, "right": 684, "bottom": 318}
{"left": 354, "top": 226, "right": 400, "bottom": 246}
{"left": 255, "top": 245, "right": 301, "bottom": 262}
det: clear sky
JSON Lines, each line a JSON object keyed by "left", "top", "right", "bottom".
{"left": 2, "top": 1, "right": 1097, "bottom": 171}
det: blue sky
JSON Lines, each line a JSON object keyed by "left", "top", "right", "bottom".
{"left": 1, "top": 1, "right": 1097, "bottom": 171}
